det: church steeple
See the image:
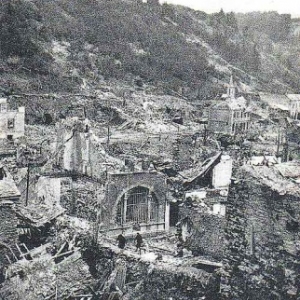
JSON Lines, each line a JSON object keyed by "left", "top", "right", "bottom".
{"left": 227, "top": 74, "right": 236, "bottom": 99}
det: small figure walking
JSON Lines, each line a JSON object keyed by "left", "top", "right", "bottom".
{"left": 135, "top": 232, "right": 143, "bottom": 254}
{"left": 117, "top": 232, "right": 126, "bottom": 250}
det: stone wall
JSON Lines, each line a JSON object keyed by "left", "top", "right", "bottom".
{"left": 0, "top": 205, "right": 19, "bottom": 268}
{"left": 221, "top": 165, "right": 300, "bottom": 300}
{"left": 179, "top": 202, "right": 226, "bottom": 259}
{"left": 61, "top": 172, "right": 170, "bottom": 234}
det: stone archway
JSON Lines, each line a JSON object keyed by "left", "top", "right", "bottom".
{"left": 116, "top": 186, "right": 164, "bottom": 229}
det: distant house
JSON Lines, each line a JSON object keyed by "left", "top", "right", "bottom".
{"left": 259, "top": 93, "right": 289, "bottom": 112}
{"left": 259, "top": 93, "right": 300, "bottom": 120}
{"left": 208, "top": 76, "right": 251, "bottom": 135}
{"left": 286, "top": 94, "right": 300, "bottom": 120}
{"left": 0, "top": 98, "right": 25, "bottom": 140}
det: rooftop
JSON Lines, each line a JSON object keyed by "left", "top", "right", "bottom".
{"left": 240, "top": 162, "right": 300, "bottom": 197}
{"left": 0, "top": 177, "right": 21, "bottom": 201}
{"left": 286, "top": 94, "right": 300, "bottom": 102}
{"left": 212, "top": 97, "right": 249, "bottom": 111}
{"left": 259, "top": 93, "right": 290, "bottom": 110}
{"left": 179, "top": 152, "right": 222, "bottom": 185}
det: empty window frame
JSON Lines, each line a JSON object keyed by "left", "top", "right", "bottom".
{"left": 7, "top": 118, "right": 15, "bottom": 129}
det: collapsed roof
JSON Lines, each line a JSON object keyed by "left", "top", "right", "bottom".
{"left": 15, "top": 204, "right": 65, "bottom": 228}
{"left": 179, "top": 152, "right": 222, "bottom": 186}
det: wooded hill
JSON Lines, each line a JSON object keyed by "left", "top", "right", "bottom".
{"left": 0, "top": 0, "right": 299, "bottom": 98}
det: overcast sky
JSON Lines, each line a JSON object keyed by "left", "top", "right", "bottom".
{"left": 160, "top": 0, "right": 300, "bottom": 18}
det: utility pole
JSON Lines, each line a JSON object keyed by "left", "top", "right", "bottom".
{"left": 203, "top": 125, "right": 208, "bottom": 146}
{"left": 276, "top": 126, "right": 281, "bottom": 158}
{"left": 23, "top": 147, "right": 31, "bottom": 207}
{"left": 107, "top": 125, "right": 110, "bottom": 147}
{"left": 25, "top": 163, "right": 30, "bottom": 206}
{"left": 22, "top": 146, "right": 47, "bottom": 207}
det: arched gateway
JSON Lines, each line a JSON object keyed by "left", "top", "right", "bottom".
{"left": 103, "top": 172, "right": 170, "bottom": 235}
{"left": 116, "top": 186, "right": 162, "bottom": 225}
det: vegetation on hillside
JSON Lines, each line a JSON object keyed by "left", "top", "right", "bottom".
{"left": 0, "top": 0, "right": 299, "bottom": 96}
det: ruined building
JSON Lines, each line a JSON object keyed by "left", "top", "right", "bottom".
{"left": 52, "top": 119, "right": 172, "bottom": 235}
{"left": 55, "top": 119, "right": 93, "bottom": 175}
{"left": 0, "top": 166, "right": 21, "bottom": 272}
{"left": 222, "top": 162, "right": 300, "bottom": 299}
{"left": 208, "top": 76, "right": 251, "bottom": 135}
{"left": 259, "top": 93, "right": 300, "bottom": 120}
{"left": 286, "top": 94, "right": 300, "bottom": 120}
{"left": 177, "top": 153, "right": 233, "bottom": 259}
{"left": 0, "top": 98, "right": 25, "bottom": 140}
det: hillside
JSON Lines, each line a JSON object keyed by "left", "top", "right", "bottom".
{"left": 0, "top": 0, "right": 299, "bottom": 99}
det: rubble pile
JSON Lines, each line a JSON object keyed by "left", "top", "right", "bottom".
{"left": 2, "top": 62, "right": 300, "bottom": 300}
{"left": 81, "top": 240, "right": 221, "bottom": 300}
{"left": 0, "top": 208, "right": 96, "bottom": 300}
{"left": 2, "top": 250, "right": 93, "bottom": 300}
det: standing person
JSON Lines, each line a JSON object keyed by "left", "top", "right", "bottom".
{"left": 117, "top": 232, "right": 126, "bottom": 249}
{"left": 135, "top": 232, "right": 143, "bottom": 254}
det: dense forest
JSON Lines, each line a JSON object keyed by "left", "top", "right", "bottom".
{"left": 0, "top": 0, "right": 299, "bottom": 97}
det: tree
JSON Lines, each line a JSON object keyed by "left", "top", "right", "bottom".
{"left": 147, "top": 0, "right": 160, "bottom": 6}
{"left": 0, "top": 0, "right": 45, "bottom": 57}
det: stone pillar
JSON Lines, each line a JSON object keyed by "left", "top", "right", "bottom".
{"left": 123, "top": 193, "right": 128, "bottom": 225}
{"left": 164, "top": 200, "right": 170, "bottom": 231}
{"left": 147, "top": 193, "right": 152, "bottom": 223}
{"left": 0, "top": 204, "right": 19, "bottom": 268}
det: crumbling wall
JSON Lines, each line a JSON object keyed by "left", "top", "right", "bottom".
{"left": 179, "top": 203, "right": 225, "bottom": 259}
{"left": 0, "top": 205, "right": 18, "bottom": 267}
{"left": 212, "top": 155, "right": 233, "bottom": 188}
{"left": 222, "top": 166, "right": 300, "bottom": 300}
{"left": 56, "top": 121, "right": 124, "bottom": 178}
{"left": 36, "top": 177, "right": 61, "bottom": 205}
{"left": 60, "top": 177, "right": 98, "bottom": 221}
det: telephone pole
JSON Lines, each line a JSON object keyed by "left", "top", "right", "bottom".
{"left": 25, "top": 163, "right": 30, "bottom": 206}
{"left": 20, "top": 147, "right": 47, "bottom": 206}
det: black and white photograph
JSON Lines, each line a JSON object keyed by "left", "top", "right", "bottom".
{"left": 0, "top": 0, "right": 300, "bottom": 299}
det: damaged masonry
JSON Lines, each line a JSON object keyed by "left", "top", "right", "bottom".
{"left": 1, "top": 74, "right": 300, "bottom": 300}
{"left": 0, "top": 96, "right": 227, "bottom": 300}
{"left": 1, "top": 71, "right": 300, "bottom": 300}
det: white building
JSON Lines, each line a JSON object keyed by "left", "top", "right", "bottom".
{"left": 212, "top": 154, "right": 233, "bottom": 189}
{"left": 0, "top": 98, "right": 25, "bottom": 140}
{"left": 286, "top": 94, "right": 300, "bottom": 120}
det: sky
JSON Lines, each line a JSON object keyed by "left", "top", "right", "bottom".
{"left": 160, "top": 0, "right": 300, "bottom": 18}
